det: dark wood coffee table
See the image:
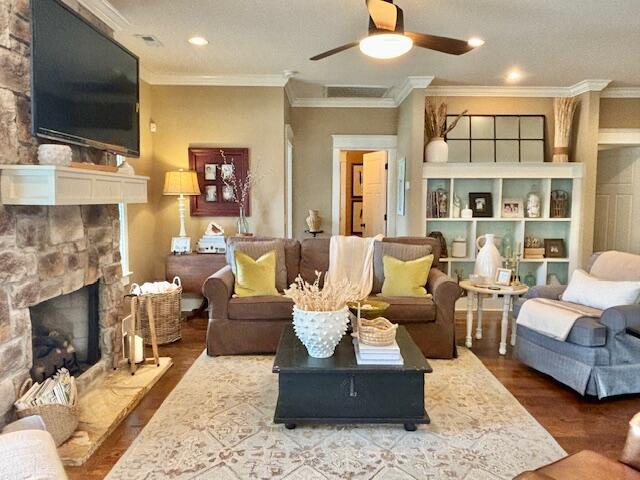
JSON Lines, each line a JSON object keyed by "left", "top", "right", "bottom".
{"left": 272, "top": 325, "right": 432, "bottom": 431}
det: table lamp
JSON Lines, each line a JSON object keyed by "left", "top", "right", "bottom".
{"left": 163, "top": 169, "right": 201, "bottom": 237}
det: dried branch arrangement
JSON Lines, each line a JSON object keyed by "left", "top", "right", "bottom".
{"left": 219, "top": 149, "right": 264, "bottom": 210}
{"left": 425, "top": 98, "right": 468, "bottom": 141}
{"left": 553, "top": 97, "right": 578, "bottom": 163}
{"left": 284, "top": 272, "right": 361, "bottom": 312}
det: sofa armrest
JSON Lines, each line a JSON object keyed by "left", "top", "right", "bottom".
{"left": 600, "top": 304, "right": 640, "bottom": 336}
{"left": 1, "top": 415, "right": 46, "bottom": 434}
{"left": 427, "top": 268, "right": 462, "bottom": 324}
{"left": 203, "top": 265, "right": 234, "bottom": 320}
{"left": 525, "top": 284, "right": 567, "bottom": 300}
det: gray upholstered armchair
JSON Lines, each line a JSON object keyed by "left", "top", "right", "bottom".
{"left": 514, "top": 251, "right": 640, "bottom": 399}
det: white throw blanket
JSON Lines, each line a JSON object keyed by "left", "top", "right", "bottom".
{"left": 516, "top": 298, "right": 602, "bottom": 341}
{"left": 326, "top": 235, "right": 383, "bottom": 299}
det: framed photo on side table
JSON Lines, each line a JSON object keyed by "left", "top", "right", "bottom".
{"left": 495, "top": 268, "right": 512, "bottom": 286}
{"left": 469, "top": 192, "right": 493, "bottom": 217}
{"left": 171, "top": 237, "right": 191, "bottom": 255}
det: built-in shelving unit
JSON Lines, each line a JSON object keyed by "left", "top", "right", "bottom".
{"left": 0, "top": 165, "right": 148, "bottom": 205}
{"left": 422, "top": 163, "right": 583, "bottom": 291}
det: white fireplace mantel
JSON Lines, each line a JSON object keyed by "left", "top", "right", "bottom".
{"left": 0, "top": 165, "right": 148, "bottom": 205}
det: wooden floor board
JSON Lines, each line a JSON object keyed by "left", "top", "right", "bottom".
{"left": 66, "top": 313, "right": 640, "bottom": 479}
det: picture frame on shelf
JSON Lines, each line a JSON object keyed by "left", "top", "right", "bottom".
{"left": 469, "top": 192, "right": 493, "bottom": 217}
{"left": 171, "top": 236, "right": 191, "bottom": 255}
{"left": 544, "top": 238, "right": 565, "bottom": 258}
{"left": 501, "top": 198, "right": 524, "bottom": 218}
{"left": 494, "top": 268, "right": 512, "bottom": 286}
{"left": 352, "top": 164, "right": 363, "bottom": 197}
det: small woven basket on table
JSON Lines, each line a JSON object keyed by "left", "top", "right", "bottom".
{"left": 131, "top": 277, "right": 182, "bottom": 345}
{"left": 15, "top": 378, "right": 79, "bottom": 447}
{"left": 357, "top": 317, "right": 398, "bottom": 346}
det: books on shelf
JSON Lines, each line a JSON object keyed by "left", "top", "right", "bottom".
{"left": 14, "top": 368, "right": 75, "bottom": 410}
{"left": 353, "top": 338, "right": 404, "bottom": 366}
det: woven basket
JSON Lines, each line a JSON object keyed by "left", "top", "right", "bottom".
{"left": 131, "top": 277, "right": 182, "bottom": 345}
{"left": 16, "top": 378, "right": 79, "bottom": 447}
{"left": 357, "top": 317, "right": 398, "bottom": 346}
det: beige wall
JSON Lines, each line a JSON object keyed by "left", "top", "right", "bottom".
{"left": 290, "top": 107, "right": 398, "bottom": 238}
{"left": 145, "top": 85, "right": 286, "bottom": 279}
{"left": 599, "top": 98, "right": 640, "bottom": 128}
{"left": 126, "top": 80, "right": 158, "bottom": 283}
{"left": 396, "top": 90, "right": 426, "bottom": 236}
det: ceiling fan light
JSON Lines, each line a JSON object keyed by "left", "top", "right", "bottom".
{"left": 359, "top": 33, "right": 413, "bottom": 59}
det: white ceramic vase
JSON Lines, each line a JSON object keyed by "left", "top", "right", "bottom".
{"left": 425, "top": 137, "right": 449, "bottom": 163}
{"left": 474, "top": 234, "right": 502, "bottom": 281}
{"left": 292, "top": 306, "right": 350, "bottom": 358}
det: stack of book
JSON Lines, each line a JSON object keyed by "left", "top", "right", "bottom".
{"left": 197, "top": 234, "right": 226, "bottom": 254}
{"left": 14, "top": 368, "right": 75, "bottom": 410}
{"left": 524, "top": 247, "right": 545, "bottom": 259}
{"left": 353, "top": 338, "right": 404, "bottom": 365}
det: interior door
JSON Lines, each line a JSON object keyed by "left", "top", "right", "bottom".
{"left": 362, "top": 151, "right": 387, "bottom": 237}
{"left": 594, "top": 147, "right": 640, "bottom": 254}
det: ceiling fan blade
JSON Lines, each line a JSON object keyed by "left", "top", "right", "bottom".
{"left": 366, "top": 0, "right": 398, "bottom": 31}
{"left": 405, "top": 32, "right": 474, "bottom": 55}
{"left": 310, "top": 42, "right": 358, "bottom": 61}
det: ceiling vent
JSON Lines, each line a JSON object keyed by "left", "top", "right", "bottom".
{"left": 134, "top": 34, "right": 163, "bottom": 47}
{"left": 325, "top": 86, "right": 389, "bottom": 98}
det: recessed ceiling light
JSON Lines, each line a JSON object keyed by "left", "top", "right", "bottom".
{"left": 188, "top": 36, "right": 208, "bottom": 46}
{"left": 467, "top": 37, "right": 485, "bottom": 48}
{"left": 506, "top": 69, "right": 522, "bottom": 82}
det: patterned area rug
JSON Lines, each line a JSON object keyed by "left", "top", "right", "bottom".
{"left": 107, "top": 348, "right": 565, "bottom": 479}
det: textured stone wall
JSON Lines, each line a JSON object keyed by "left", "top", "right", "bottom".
{"left": 0, "top": 0, "right": 125, "bottom": 425}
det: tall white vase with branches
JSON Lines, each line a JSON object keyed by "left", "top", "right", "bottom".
{"left": 424, "top": 98, "right": 467, "bottom": 163}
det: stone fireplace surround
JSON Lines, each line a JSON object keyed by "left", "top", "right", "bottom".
{"left": 0, "top": 0, "right": 125, "bottom": 425}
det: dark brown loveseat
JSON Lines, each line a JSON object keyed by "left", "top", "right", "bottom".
{"left": 203, "top": 237, "right": 462, "bottom": 359}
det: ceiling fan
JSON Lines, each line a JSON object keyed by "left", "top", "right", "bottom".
{"left": 310, "top": 0, "right": 482, "bottom": 61}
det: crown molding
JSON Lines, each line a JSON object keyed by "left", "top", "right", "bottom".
{"left": 291, "top": 97, "right": 397, "bottom": 108}
{"left": 142, "top": 71, "right": 289, "bottom": 87}
{"left": 601, "top": 87, "right": 640, "bottom": 98}
{"left": 75, "top": 0, "right": 131, "bottom": 31}
{"left": 394, "top": 76, "right": 434, "bottom": 105}
{"left": 426, "top": 79, "right": 611, "bottom": 98}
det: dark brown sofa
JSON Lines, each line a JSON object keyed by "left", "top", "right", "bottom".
{"left": 203, "top": 237, "right": 462, "bottom": 359}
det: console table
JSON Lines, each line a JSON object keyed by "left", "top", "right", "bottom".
{"left": 165, "top": 253, "right": 227, "bottom": 319}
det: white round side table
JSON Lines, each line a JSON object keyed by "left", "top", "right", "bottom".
{"left": 459, "top": 280, "right": 529, "bottom": 356}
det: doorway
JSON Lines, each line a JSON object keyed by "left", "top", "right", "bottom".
{"left": 340, "top": 150, "right": 388, "bottom": 236}
{"left": 331, "top": 135, "right": 398, "bottom": 236}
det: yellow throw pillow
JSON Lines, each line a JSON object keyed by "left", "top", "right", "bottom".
{"left": 381, "top": 254, "right": 434, "bottom": 297}
{"left": 234, "top": 250, "right": 279, "bottom": 297}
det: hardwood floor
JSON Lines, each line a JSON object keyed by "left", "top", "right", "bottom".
{"left": 67, "top": 313, "right": 640, "bottom": 479}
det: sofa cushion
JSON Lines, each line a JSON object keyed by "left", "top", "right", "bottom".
{"left": 372, "top": 241, "right": 433, "bottom": 293}
{"left": 382, "top": 237, "right": 441, "bottom": 269}
{"left": 227, "top": 237, "right": 301, "bottom": 289}
{"left": 381, "top": 255, "right": 433, "bottom": 297}
{"left": 229, "top": 240, "right": 287, "bottom": 291}
{"left": 233, "top": 251, "right": 279, "bottom": 297}
{"left": 228, "top": 295, "right": 294, "bottom": 320}
{"left": 562, "top": 269, "right": 640, "bottom": 310}
{"left": 299, "top": 238, "right": 330, "bottom": 285}
{"left": 589, "top": 250, "right": 640, "bottom": 281}
{"left": 566, "top": 317, "right": 607, "bottom": 347}
{"left": 371, "top": 295, "right": 436, "bottom": 323}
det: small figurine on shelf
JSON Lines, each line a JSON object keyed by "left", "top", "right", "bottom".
{"left": 452, "top": 195, "right": 461, "bottom": 218}
{"left": 526, "top": 184, "right": 542, "bottom": 218}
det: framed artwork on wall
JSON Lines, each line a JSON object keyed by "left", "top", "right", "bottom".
{"left": 352, "top": 164, "right": 363, "bottom": 197}
{"left": 397, "top": 157, "right": 406, "bottom": 215}
{"left": 188, "top": 147, "right": 249, "bottom": 216}
{"left": 352, "top": 200, "right": 363, "bottom": 234}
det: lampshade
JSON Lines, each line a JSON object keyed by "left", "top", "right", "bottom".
{"left": 163, "top": 170, "right": 201, "bottom": 196}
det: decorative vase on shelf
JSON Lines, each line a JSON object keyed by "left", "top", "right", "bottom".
{"left": 306, "top": 209, "right": 322, "bottom": 232}
{"left": 425, "top": 137, "right": 449, "bottom": 163}
{"left": 526, "top": 184, "right": 542, "bottom": 218}
{"left": 474, "top": 234, "right": 502, "bottom": 281}
{"left": 118, "top": 160, "right": 135, "bottom": 175}
{"left": 237, "top": 206, "right": 250, "bottom": 235}
{"left": 292, "top": 306, "right": 350, "bottom": 358}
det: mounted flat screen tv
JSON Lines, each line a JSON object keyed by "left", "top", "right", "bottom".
{"left": 31, "top": 0, "right": 140, "bottom": 157}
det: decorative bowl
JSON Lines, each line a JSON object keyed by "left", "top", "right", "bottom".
{"left": 347, "top": 300, "right": 390, "bottom": 320}
{"left": 292, "top": 306, "right": 350, "bottom": 358}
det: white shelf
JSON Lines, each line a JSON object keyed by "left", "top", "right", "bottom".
{"left": 0, "top": 165, "right": 149, "bottom": 205}
{"left": 440, "top": 257, "right": 475, "bottom": 262}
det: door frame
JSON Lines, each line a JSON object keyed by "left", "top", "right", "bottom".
{"left": 285, "top": 124, "right": 294, "bottom": 238}
{"left": 331, "top": 135, "right": 398, "bottom": 236}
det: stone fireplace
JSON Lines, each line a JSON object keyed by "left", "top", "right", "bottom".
{"left": 0, "top": 0, "right": 125, "bottom": 426}
{"left": 30, "top": 282, "right": 101, "bottom": 382}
